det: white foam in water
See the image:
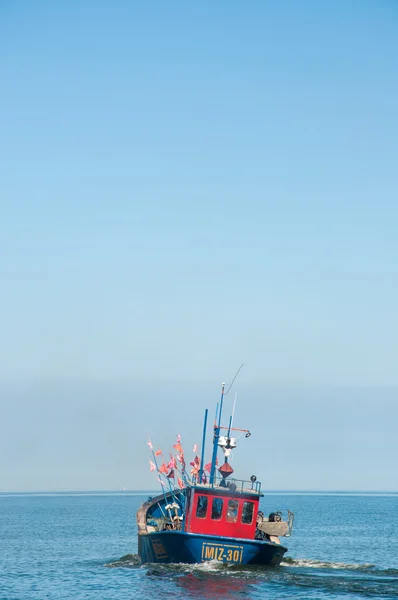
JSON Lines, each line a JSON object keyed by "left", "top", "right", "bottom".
{"left": 193, "top": 560, "right": 223, "bottom": 571}
{"left": 282, "top": 558, "right": 374, "bottom": 570}
{"left": 177, "top": 560, "right": 225, "bottom": 574}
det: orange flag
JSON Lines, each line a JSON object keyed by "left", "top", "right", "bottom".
{"left": 173, "top": 442, "right": 183, "bottom": 455}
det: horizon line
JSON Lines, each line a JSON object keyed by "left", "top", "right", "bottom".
{"left": 1, "top": 488, "right": 397, "bottom": 495}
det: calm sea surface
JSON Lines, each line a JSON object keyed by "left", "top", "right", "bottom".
{"left": 1, "top": 492, "right": 397, "bottom": 599}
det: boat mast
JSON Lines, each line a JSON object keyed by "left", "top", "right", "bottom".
{"left": 198, "top": 408, "right": 208, "bottom": 483}
{"left": 227, "top": 392, "right": 237, "bottom": 438}
{"left": 209, "top": 383, "right": 225, "bottom": 485}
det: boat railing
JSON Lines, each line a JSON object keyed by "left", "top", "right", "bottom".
{"left": 193, "top": 474, "right": 262, "bottom": 494}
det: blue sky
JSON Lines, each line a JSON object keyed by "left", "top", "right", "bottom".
{"left": 0, "top": 1, "right": 397, "bottom": 491}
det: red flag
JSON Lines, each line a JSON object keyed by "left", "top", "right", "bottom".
{"left": 167, "top": 469, "right": 175, "bottom": 479}
{"left": 204, "top": 458, "right": 217, "bottom": 472}
{"left": 159, "top": 462, "right": 168, "bottom": 475}
{"left": 176, "top": 453, "right": 186, "bottom": 469}
{"left": 177, "top": 477, "right": 185, "bottom": 489}
{"left": 168, "top": 456, "right": 176, "bottom": 469}
{"left": 154, "top": 450, "right": 162, "bottom": 456}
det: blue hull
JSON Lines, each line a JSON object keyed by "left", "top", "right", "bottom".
{"left": 138, "top": 531, "right": 287, "bottom": 566}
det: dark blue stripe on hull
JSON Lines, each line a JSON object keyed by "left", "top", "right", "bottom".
{"left": 138, "top": 531, "right": 287, "bottom": 566}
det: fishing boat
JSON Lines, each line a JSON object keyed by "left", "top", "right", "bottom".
{"left": 137, "top": 381, "right": 294, "bottom": 566}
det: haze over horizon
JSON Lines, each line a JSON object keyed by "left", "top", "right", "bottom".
{"left": 1, "top": 1, "right": 397, "bottom": 493}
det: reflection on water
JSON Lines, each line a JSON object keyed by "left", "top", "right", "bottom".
{"left": 175, "top": 571, "right": 259, "bottom": 599}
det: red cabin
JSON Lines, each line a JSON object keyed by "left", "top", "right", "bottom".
{"left": 185, "top": 484, "right": 261, "bottom": 539}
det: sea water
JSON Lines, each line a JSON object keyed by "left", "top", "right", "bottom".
{"left": 1, "top": 492, "right": 397, "bottom": 599}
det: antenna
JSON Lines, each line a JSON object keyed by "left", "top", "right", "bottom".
{"left": 224, "top": 363, "right": 244, "bottom": 395}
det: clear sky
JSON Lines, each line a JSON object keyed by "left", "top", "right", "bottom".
{"left": 1, "top": 1, "right": 397, "bottom": 492}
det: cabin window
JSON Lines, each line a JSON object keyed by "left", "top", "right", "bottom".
{"left": 211, "top": 498, "right": 224, "bottom": 520}
{"left": 226, "top": 499, "right": 239, "bottom": 523}
{"left": 196, "top": 495, "right": 208, "bottom": 519}
{"left": 241, "top": 501, "right": 254, "bottom": 524}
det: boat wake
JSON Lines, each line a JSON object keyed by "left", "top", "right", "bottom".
{"left": 106, "top": 553, "right": 398, "bottom": 596}
{"left": 105, "top": 553, "right": 398, "bottom": 579}
{"left": 281, "top": 557, "right": 375, "bottom": 571}
{"left": 104, "top": 554, "right": 141, "bottom": 568}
